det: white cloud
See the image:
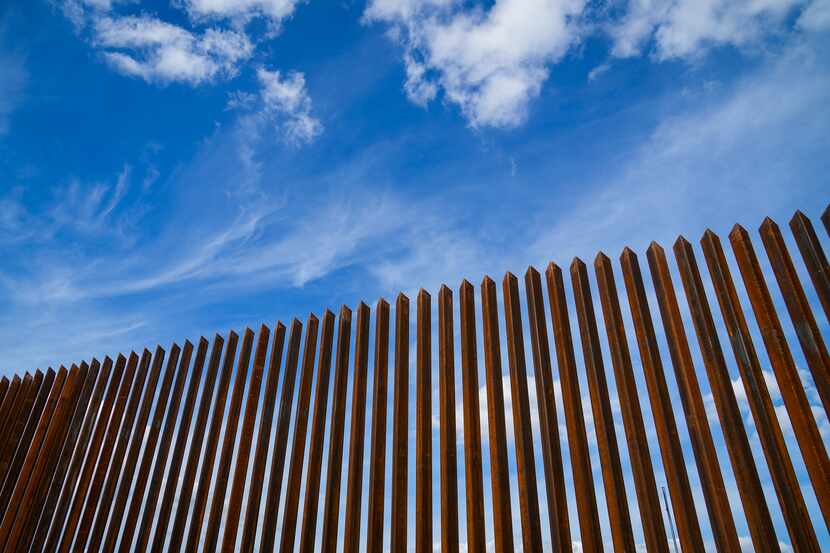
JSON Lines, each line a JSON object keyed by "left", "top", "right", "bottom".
{"left": 364, "top": 0, "right": 586, "bottom": 128}
{"left": 182, "top": 0, "right": 304, "bottom": 28}
{"left": 254, "top": 68, "right": 322, "bottom": 144}
{"left": 609, "top": 0, "right": 809, "bottom": 60}
{"left": 93, "top": 16, "right": 253, "bottom": 84}
{"left": 798, "top": 0, "right": 830, "bottom": 31}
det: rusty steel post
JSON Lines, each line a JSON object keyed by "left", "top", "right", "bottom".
{"left": 77, "top": 350, "right": 152, "bottom": 552}
{"left": 822, "top": 203, "right": 829, "bottom": 236}
{"left": 525, "top": 267, "right": 570, "bottom": 553}
{"left": 297, "top": 311, "right": 336, "bottom": 553}
{"left": 162, "top": 335, "right": 225, "bottom": 553}
{"left": 136, "top": 339, "right": 205, "bottom": 552}
{"left": 0, "top": 371, "right": 37, "bottom": 488}
{"left": 120, "top": 342, "right": 190, "bottom": 553}
{"left": 219, "top": 327, "right": 269, "bottom": 553}
{"left": 202, "top": 328, "right": 256, "bottom": 553}
{"left": 342, "top": 303, "right": 370, "bottom": 553}
{"left": 595, "top": 252, "right": 669, "bottom": 553}
{"left": 184, "top": 332, "right": 239, "bottom": 553}
{"left": 415, "top": 290, "right": 433, "bottom": 553}
{"left": 0, "top": 376, "right": 21, "bottom": 440}
{"left": 0, "top": 379, "right": 8, "bottom": 423}
{"left": 0, "top": 370, "right": 46, "bottom": 509}
{"left": 789, "top": 211, "right": 830, "bottom": 325}
{"left": 390, "top": 294, "right": 410, "bottom": 553}
{"left": 620, "top": 248, "right": 705, "bottom": 553}
{"left": 646, "top": 243, "right": 741, "bottom": 553}
{"left": 25, "top": 359, "right": 104, "bottom": 552}
{"left": 0, "top": 364, "right": 69, "bottom": 549}
{"left": 731, "top": 224, "right": 830, "bottom": 529}
{"left": 703, "top": 228, "right": 820, "bottom": 552}
{"left": 571, "top": 259, "right": 634, "bottom": 553}
{"left": 277, "top": 314, "right": 320, "bottom": 553}
{"left": 93, "top": 346, "right": 168, "bottom": 553}
{"left": 502, "top": 272, "right": 544, "bottom": 553}
{"left": 481, "top": 276, "right": 515, "bottom": 553}
{"left": 438, "top": 285, "right": 459, "bottom": 553}
{"left": 366, "top": 299, "right": 390, "bottom": 553}
{"left": 320, "top": 307, "right": 353, "bottom": 553}
{"left": 239, "top": 323, "right": 286, "bottom": 553}
{"left": 56, "top": 353, "right": 136, "bottom": 553}
{"left": 761, "top": 217, "right": 830, "bottom": 418}
{"left": 259, "top": 320, "right": 303, "bottom": 553}
{"left": 459, "top": 280, "right": 486, "bottom": 553}
{"left": 32, "top": 358, "right": 113, "bottom": 553}
{"left": 673, "top": 237, "right": 780, "bottom": 552}
{"left": 5, "top": 362, "right": 92, "bottom": 553}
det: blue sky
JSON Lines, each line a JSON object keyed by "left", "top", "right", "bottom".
{"left": 0, "top": 0, "right": 829, "bottom": 551}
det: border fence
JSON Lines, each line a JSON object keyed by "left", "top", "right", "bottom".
{"left": 0, "top": 205, "right": 828, "bottom": 553}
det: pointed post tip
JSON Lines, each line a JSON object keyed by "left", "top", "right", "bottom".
{"left": 647, "top": 241, "right": 664, "bottom": 255}
{"left": 620, "top": 246, "right": 637, "bottom": 263}
{"left": 569, "top": 256, "right": 586, "bottom": 270}
{"left": 728, "top": 223, "right": 749, "bottom": 240}
{"left": 759, "top": 216, "right": 780, "bottom": 234}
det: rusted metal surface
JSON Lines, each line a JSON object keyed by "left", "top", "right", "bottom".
{"left": 239, "top": 323, "right": 286, "bottom": 553}
{"left": 525, "top": 268, "right": 570, "bottom": 553}
{"left": 278, "top": 314, "right": 319, "bottom": 553}
{"left": 32, "top": 358, "right": 112, "bottom": 553}
{"left": 0, "top": 364, "right": 71, "bottom": 550}
{"left": 3, "top": 205, "right": 829, "bottom": 553}
{"left": 571, "top": 259, "right": 634, "bottom": 553}
{"left": 822, "top": 203, "right": 829, "bottom": 235}
{"left": 702, "top": 229, "right": 819, "bottom": 551}
{"left": 481, "top": 276, "right": 515, "bottom": 553}
{"left": 342, "top": 303, "right": 370, "bottom": 553}
{"left": 0, "top": 369, "right": 46, "bottom": 510}
{"left": 5, "top": 362, "right": 92, "bottom": 553}
{"left": 595, "top": 252, "right": 670, "bottom": 553}
{"left": 0, "top": 376, "right": 21, "bottom": 439}
{"left": 732, "top": 224, "right": 830, "bottom": 529}
{"left": 26, "top": 359, "right": 104, "bottom": 553}
{"left": 459, "top": 281, "right": 486, "bottom": 553}
{"left": 415, "top": 290, "right": 432, "bottom": 553}
{"left": 646, "top": 243, "right": 742, "bottom": 553}
{"left": 119, "top": 343, "right": 186, "bottom": 553}
{"left": 390, "top": 293, "right": 410, "bottom": 553}
{"left": 320, "top": 307, "right": 352, "bottom": 553}
{"left": 220, "top": 328, "right": 268, "bottom": 553}
{"left": 297, "top": 311, "right": 335, "bottom": 553}
{"left": 260, "top": 320, "right": 302, "bottom": 553}
{"left": 763, "top": 217, "right": 830, "bottom": 417}
{"left": 620, "top": 248, "right": 705, "bottom": 553}
{"left": 438, "top": 285, "right": 459, "bottom": 553}
{"left": 94, "top": 346, "right": 167, "bottom": 553}
{"left": 77, "top": 350, "right": 152, "bottom": 552}
{"left": 0, "top": 379, "right": 8, "bottom": 423}
{"left": 502, "top": 273, "right": 543, "bottom": 552}
{"left": 203, "top": 328, "right": 256, "bottom": 553}
{"left": 366, "top": 299, "right": 390, "bottom": 553}
{"left": 184, "top": 332, "right": 239, "bottom": 553}
{"left": 790, "top": 210, "right": 830, "bottom": 326}
{"left": 674, "top": 237, "right": 780, "bottom": 552}
{"left": 55, "top": 353, "right": 135, "bottom": 553}
{"left": 163, "top": 335, "right": 225, "bottom": 553}
{"left": 135, "top": 340, "right": 201, "bottom": 552}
